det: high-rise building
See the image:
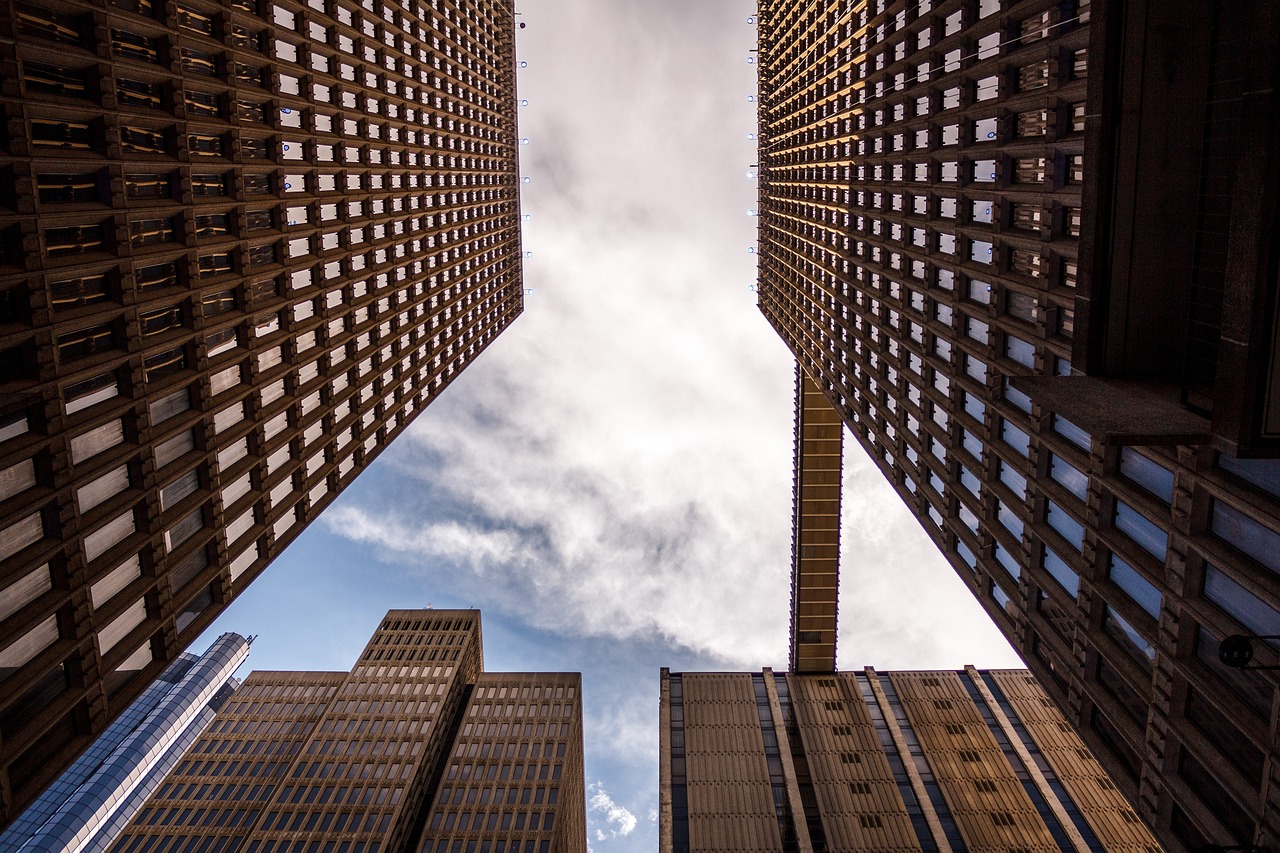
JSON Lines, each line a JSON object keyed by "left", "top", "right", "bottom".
{"left": 1, "top": 632, "right": 247, "bottom": 853}
{"left": 106, "top": 610, "right": 586, "bottom": 853}
{"left": 754, "top": 0, "right": 1279, "bottom": 849}
{"left": 0, "top": 0, "right": 524, "bottom": 823}
{"left": 659, "top": 666, "right": 1159, "bottom": 853}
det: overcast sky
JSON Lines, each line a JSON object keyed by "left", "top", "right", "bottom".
{"left": 196, "top": 2, "right": 1022, "bottom": 850}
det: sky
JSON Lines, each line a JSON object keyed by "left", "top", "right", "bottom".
{"left": 195, "top": 2, "right": 1023, "bottom": 850}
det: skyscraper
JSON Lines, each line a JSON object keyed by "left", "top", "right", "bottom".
{"left": 754, "top": 0, "right": 1279, "bottom": 849}
{"left": 1, "top": 633, "right": 247, "bottom": 853}
{"left": 0, "top": 0, "right": 524, "bottom": 823}
{"left": 659, "top": 666, "right": 1159, "bottom": 853}
{"left": 106, "top": 610, "right": 586, "bottom": 853}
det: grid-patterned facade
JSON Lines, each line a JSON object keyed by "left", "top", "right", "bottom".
{"left": 0, "top": 0, "right": 523, "bottom": 824}
{"left": 754, "top": 1, "right": 1280, "bottom": 850}
{"left": 415, "top": 672, "right": 586, "bottom": 853}
{"left": 107, "top": 610, "right": 586, "bottom": 853}
{"left": 659, "top": 667, "right": 1159, "bottom": 853}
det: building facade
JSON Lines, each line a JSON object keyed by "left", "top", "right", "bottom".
{"left": 0, "top": 0, "right": 525, "bottom": 824}
{"left": 659, "top": 667, "right": 1159, "bottom": 853}
{"left": 754, "top": 0, "right": 1280, "bottom": 849}
{"left": 106, "top": 610, "right": 586, "bottom": 853}
{"left": 0, "top": 632, "right": 246, "bottom": 853}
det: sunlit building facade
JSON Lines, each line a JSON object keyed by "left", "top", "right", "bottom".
{"left": 659, "top": 667, "right": 1159, "bottom": 853}
{"left": 755, "top": 0, "right": 1280, "bottom": 849}
{"left": 0, "top": 0, "right": 524, "bottom": 825}
{"left": 108, "top": 610, "right": 586, "bottom": 853}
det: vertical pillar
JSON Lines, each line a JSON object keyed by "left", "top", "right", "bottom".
{"left": 790, "top": 363, "right": 844, "bottom": 673}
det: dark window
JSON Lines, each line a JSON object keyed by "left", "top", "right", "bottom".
{"left": 198, "top": 253, "right": 234, "bottom": 279}
{"left": 129, "top": 217, "right": 176, "bottom": 247}
{"left": 38, "top": 172, "right": 102, "bottom": 204}
{"left": 135, "top": 261, "right": 178, "bottom": 291}
{"left": 191, "top": 173, "right": 227, "bottom": 197}
{"left": 46, "top": 223, "right": 106, "bottom": 256}
{"left": 1184, "top": 688, "right": 1264, "bottom": 786}
{"left": 125, "top": 172, "right": 173, "bottom": 200}
{"left": 242, "top": 175, "right": 270, "bottom": 195}
{"left": 24, "top": 62, "right": 92, "bottom": 99}
{"left": 0, "top": 663, "right": 68, "bottom": 734}
{"left": 120, "top": 126, "right": 170, "bottom": 155}
{"left": 246, "top": 244, "right": 276, "bottom": 267}
{"left": 194, "top": 214, "right": 231, "bottom": 239}
{"left": 144, "top": 346, "right": 187, "bottom": 380}
{"left": 245, "top": 210, "right": 273, "bottom": 230}
{"left": 116, "top": 77, "right": 163, "bottom": 109}
{"left": 31, "top": 120, "right": 94, "bottom": 150}
{"left": 112, "top": 29, "right": 163, "bottom": 63}
{"left": 188, "top": 133, "right": 224, "bottom": 157}
{"left": 15, "top": 4, "right": 87, "bottom": 46}
{"left": 180, "top": 47, "right": 218, "bottom": 76}
{"left": 1178, "top": 749, "right": 1254, "bottom": 843}
{"left": 183, "top": 89, "right": 220, "bottom": 118}
{"left": 139, "top": 303, "right": 182, "bottom": 337}
{"left": 57, "top": 323, "right": 117, "bottom": 361}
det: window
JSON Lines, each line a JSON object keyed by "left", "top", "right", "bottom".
{"left": 1119, "top": 449, "right": 1174, "bottom": 503}
{"left": 1048, "top": 453, "right": 1087, "bottom": 500}
{"left": 1042, "top": 549, "right": 1079, "bottom": 597}
{"left": 0, "top": 616, "right": 59, "bottom": 677}
{"left": 1046, "top": 501, "right": 1084, "bottom": 550}
{"left": 1108, "top": 554, "right": 1161, "bottom": 618}
{"left": 1113, "top": 500, "right": 1168, "bottom": 562}
{"left": 1203, "top": 564, "right": 1280, "bottom": 640}
{"left": 1210, "top": 501, "right": 1280, "bottom": 575}
{"left": 1052, "top": 415, "right": 1090, "bottom": 449}
{"left": 1000, "top": 419, "right": 1030, "bottom": 456}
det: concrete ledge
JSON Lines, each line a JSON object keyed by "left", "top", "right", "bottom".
{"left": 1010, "top": 376, "right": 1212, "bottom": 446}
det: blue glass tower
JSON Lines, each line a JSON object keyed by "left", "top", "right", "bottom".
{"left": 1, "top": 633, "right": 248, "bottom": 853}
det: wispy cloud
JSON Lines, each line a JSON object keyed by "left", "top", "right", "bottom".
{"left": 588, "top": 783, "right": 638, "bottom": 838}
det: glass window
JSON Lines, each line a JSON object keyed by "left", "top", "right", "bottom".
{"left": 997, "top": 460, "right": 1026, "bottom": 498}
{"left": 1108, "top": 554, "right": 1161, "bottom": 619}
{"left": 994, "top": 543, "right": 1021, "bottom": 579}
{"left": 1052, "top": 415, "right": 1090, "bottom": 449}
{"left": 992, "top": 584, "right": 1011, "bottom": 609}
{"left": 1042, "top": 549, "right": 1079, "bottom": 597}
{"left": 1048, "top": 453, "right": 1087, "bottom": 501}
{"left": 0, "top": 615, "right": 59, "bottom": 676}
{"left": 1217, "top": 453, "right": 1280, "bottom": 500}
{"left": 997, "top": 501, "right": 1023, "bottom": 539}
{"left": 1046, "top": 501, "right": 1084, "bottom": 551}
{"left": 1005, "top": 336, "right": 1035, "bottom": 367}
{"left": 1113, "top": 500, "right": 1168, "bottom": 561}
{"left": 1210, "top": 501, "right": 1280, "bottom": 575}
{"left": 1203, "top": 563, "right": 1280, "bottom": 640}
{"left": 1000, "top": 419, "right": 1030, "bottom": 456}
{"left": 1119, "top": 448, "right": 1174, "bottom": 503}
{"left": 961, "top": 429, "right": 982, "bottom": 460}
{"left": 1103, "top": 606, "right": 1155, "bottom": 665}
{"left": 1002, "top": 379, "right": 1032, "bottom": 413}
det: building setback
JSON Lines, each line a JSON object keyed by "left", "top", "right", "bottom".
{"left": 106, "top": 610, "right": 586, "bottom": 853}
{"left": 754, "top": 0, "right": 1280, "bottom": 849}
{"left": 0, "top": 632, "right": 246, "bottom": 853}
{"left": 659, "top": 667, "right": 1160, "bottom": 853}
{"left": 0, "top": 0, "right": 524, "bottom": 824}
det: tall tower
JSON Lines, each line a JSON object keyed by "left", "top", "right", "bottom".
{"left": 659, "top": 666, "right": 1160, "bottom": 853}
{"left": 0, "top": 0, "right": 524, "bottom": 824}
{"left": 1, "top": 633, "right": 247, "bottom": 853}
{"left": 107, "top": 610, "right": 587, "bottom": 853}
{"left": 754, "top": 0, "right": 1280, "bottom": 849}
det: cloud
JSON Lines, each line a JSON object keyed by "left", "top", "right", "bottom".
{"left": 588, "top": 783, "right": 638, "bottom": 838}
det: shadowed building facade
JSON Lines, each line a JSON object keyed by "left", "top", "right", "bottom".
{"left": 106, "top": 610, "right": 586, "bottom": 853}
{"left": 0, "top": 0, "right": 524, "bottom": 825}
{"left": 659, "top": 667, "right": 1159, "bottom": 853}
{"left": 755, "top": 0, "right": 1280, "bottom": 849}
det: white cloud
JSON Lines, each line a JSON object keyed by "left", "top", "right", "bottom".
{"left": 588, "top": 783, "right": 638, "bottom": 838}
